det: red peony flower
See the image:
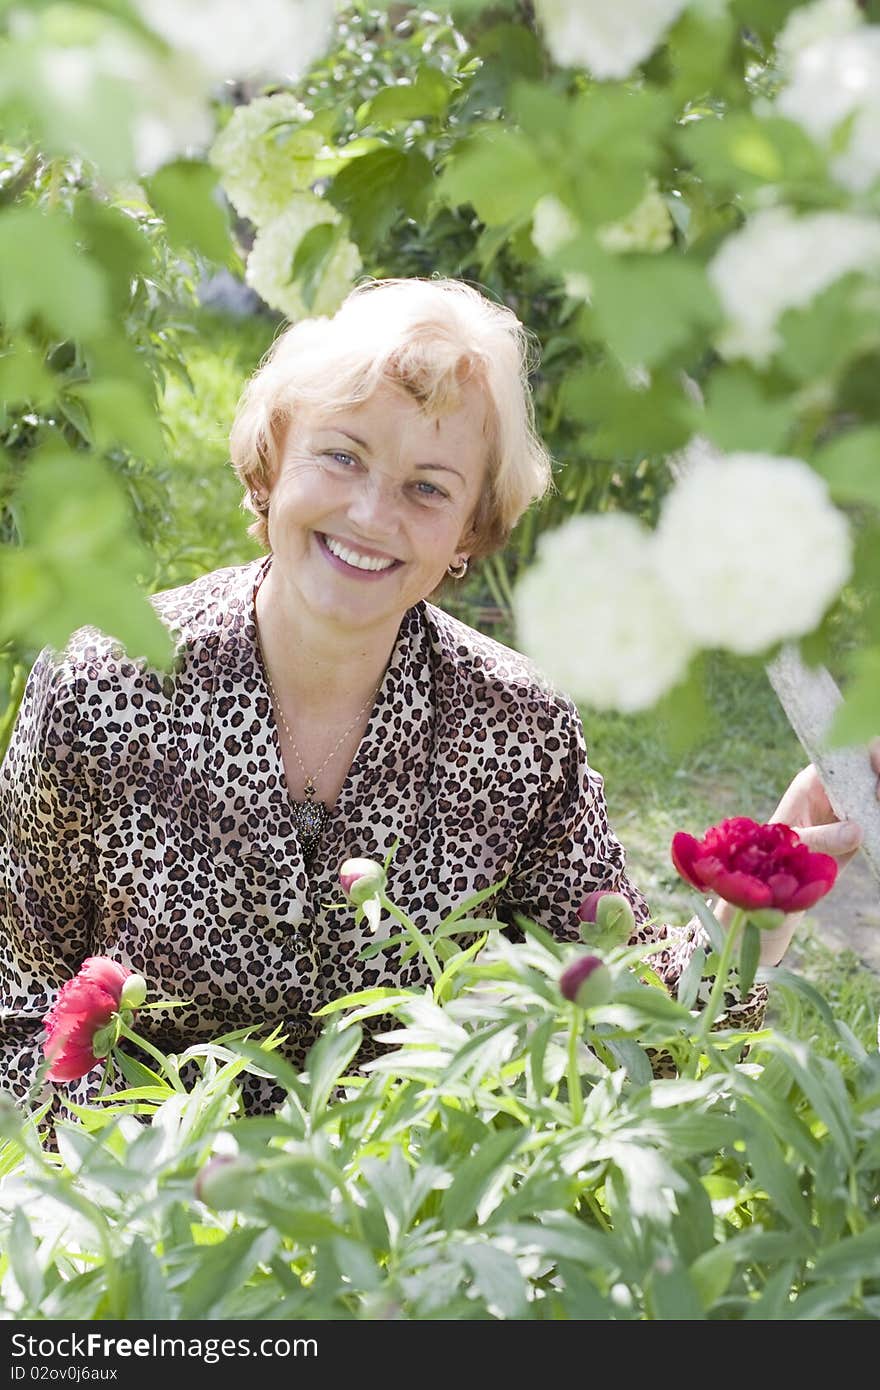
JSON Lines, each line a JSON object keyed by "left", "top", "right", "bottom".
{"left": 43, "top": 957, "right": 139, "bottom": 1082}
{"left": 671, "top": 817, "right": 838, "bottom": 914}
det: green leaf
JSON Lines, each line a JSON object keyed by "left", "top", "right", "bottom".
{"left": 702, "top": 365, "right": 796, "bottom": 453}
{"left": 329, "top": 145, "right": 432, "bottom": 251}
{"left": 739, "top": 1111, "right": 813, "bottom": 1233}
{"left": 145, "top": 161, "right": 234, "bottom": 265}
{"left": 459, "top": 1241, "right": 529, "bottom": 1318}
{"left": 778, "top": 273, "right": 880, "bottom": 383}
{"left": 827, "top": 645, "right": 880, "bottom": 748}
{"left": 180, "top": 1228, "right": 279, "bottom": 1320}
{"left": 677, "top": 944, "right": 706, "bottom": 1012}
{"left": 583, "top": 247, "right": 720, "bottom": 368}
{"left": 290, "top": 221, "right": 343, "bottom": 312}
{"left": 756, "top": 966, "right": 839, "bottom": 1036}
{"left": 73, "top": 379, "right": 164, "bottom": 459}
{"left": 648, "top": 1251, "right": 705, "bottom": 1320}
{"left": 306, "top": 1020, "right": 363, "bottom": 1120}
{"left": 809, "top": 1225, "right": 880, "bottom": 1282}
{"left": 812, "top": 426, "right": 880, "bottom": 509}
{"left": 363, "top": 66, "right": 451, "bottom": 126}
{"left": 0, "top": 206, "right": 108, "bottom": 339}
{"left": 117, "top": 1235, "right": 172, "bottom": 1319}
{"left": 738, "top": 922, "right": 761, "bottom": 1000}
{"left": 9, "top": 1208, "right": 43, "bottom": 1310}
{"left": 602, "top": 1037, "right": 654, "bottom": 1085}
{"left": 560, "top": 362, "right": 697, "bottom": 457}
{"left": 438, "top": 128, "right": 553, "bottom": 226}
{"left": 679, "top": 112, "right": 825, "bottom": 197}
{"left": 744, "top": 1260, "right": 799, "bottom": 1319}
{"left": 690, "top": 1243, "right": 736, "bottom": 1311}
{"left": 441, "top": 1128, "right": 523, "bottom": 1230}
{"left": 692, "top": 896, "right": 726, "bottom": 956}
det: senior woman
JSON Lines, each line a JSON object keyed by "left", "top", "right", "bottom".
{"left": 0, "top": 277, "right": 873, "bottom": 1117}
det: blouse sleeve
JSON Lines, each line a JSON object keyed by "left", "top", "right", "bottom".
{"left": 0, "top": 647, "right": 96, "bottom": 1104}
{"left": 496, "top": 691, "right": 767, "bottom": 1030}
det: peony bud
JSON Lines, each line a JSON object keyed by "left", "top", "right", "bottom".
{"left": 339, "top": 857, "right": 386, "bottom": 905}
{"left": 577, "top": 890, "right": 635, "bottom": 948}
{"left": 194, "top": 1154, "right": 256, "bottom": 1210}
{"left": 559, "top": 955, "right": 613, "bottom": 1009}
{"left": 119, "top": 974, "right": 147, "bottom": 1010}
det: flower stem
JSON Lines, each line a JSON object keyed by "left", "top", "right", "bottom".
{"left": 567, "top": 1007, "right": 584, "bottom": 1126}
{"left": 382, "top": 897, "right": 442, "bottom": 981}
{"left": 115, "top": 1020, "right": 185, "bottom": 1091}
{"left": 689, "top": 907, "right": 744, "bottom": 1077}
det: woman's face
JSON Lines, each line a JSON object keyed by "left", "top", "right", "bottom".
{"left": 264, "top": 379, "right": 490, "bottom": 635}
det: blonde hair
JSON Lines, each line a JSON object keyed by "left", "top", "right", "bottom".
{"left": 229, "top": 277, "right": 552, "bottom": 561}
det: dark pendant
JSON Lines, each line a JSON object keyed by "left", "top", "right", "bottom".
{"left": 291, "top": 780, "right": 328, "bottom": 863}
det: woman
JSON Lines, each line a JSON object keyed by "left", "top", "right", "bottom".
{"left": 0, "top": 277, "right": 874, "bottom": 1116}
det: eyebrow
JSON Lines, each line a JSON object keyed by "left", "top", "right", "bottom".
{"left": 316, "top": 427, "right": 466, "bottom": 481}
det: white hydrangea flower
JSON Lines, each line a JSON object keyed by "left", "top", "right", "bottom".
{"left": 513, "top": 513, "right": 694, "bottom": 713}
{"left": 597, "top": 181, "right": 673, "bottom": 254}
{"left": 134, "top": 0, "right": 337, "bottom": 82}
{"left": 776, "top": 0, "right": 862, "bottom": 64}
{"left": 29, "top": 28, "right": 213, "bottom": 174}
{"left": 531, "top": 195, "right": 580, "bottom": 257}
{"left": 211, "top": 93, "right": 322, "bottom": 224}
{"left": 708, "top": 207, "right": 880, "bottom": 364}
{"left": 776, "top": 27, "right": 880, "bottom": 193}
{"left": 534, "top": 0, "right": 689, "bottom": 80}
{"left": 655, "top": 453, "right": 852, "bottom": 655}
{"left": 245, "top": 194, "right": 361, "bottom": 319}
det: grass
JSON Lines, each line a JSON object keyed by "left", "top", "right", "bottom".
{"left": 158, "top": 306, "right": 879, "bottom": 1051}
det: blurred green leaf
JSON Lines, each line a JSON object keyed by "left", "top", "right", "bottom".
{"left": 702, "top": 366, "right": 797, "bottom": 453}
{"left": 330, "top": 144, "right": 432, "bottom": 251}
{"left": 812, "top": 426, "right": 880, "bottom": 509}
{"left": 363, "top": 66, "right": 452, "bottom": 126}
{"left": 146, "top": 161, "right": 235, "bottom": 266}
{"left": 0, "top": 206, "right": 108, "bottom": 338}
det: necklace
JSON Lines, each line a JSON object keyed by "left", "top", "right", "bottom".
{"left": 264, "top": 666, "right": 382, "bottom": 863}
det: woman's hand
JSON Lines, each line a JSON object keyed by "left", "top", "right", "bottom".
{"left": 713, "top": 737, "right": 880, "bottom": 969}
{"left": 769, "top": 736, "right": 880, "bottom": 872}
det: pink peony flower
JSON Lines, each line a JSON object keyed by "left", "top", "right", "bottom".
{"left": 43, "top": 957, "right": 142, "bottom": 1081}
{"left": 671, "top": 817, "right": 837, "bottom": 914}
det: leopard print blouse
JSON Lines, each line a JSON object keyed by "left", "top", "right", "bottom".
{"left": 0, "top": 556, "right": 766, "bottom": 1116}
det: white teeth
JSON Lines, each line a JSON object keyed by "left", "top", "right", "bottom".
{"left": 324, "top": 536, "right": 396, "bottom": 572}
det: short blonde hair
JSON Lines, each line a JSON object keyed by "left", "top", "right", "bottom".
{"left": 229, "top": 277, "right": 552, "bottom": 561}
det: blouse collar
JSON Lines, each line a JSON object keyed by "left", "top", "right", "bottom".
{"left": 201, "top": 556, "right": 437, "bottom": 888}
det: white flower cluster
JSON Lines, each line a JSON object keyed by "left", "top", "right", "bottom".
{"left": 708, "top": 207, "right": 880, "bottom": 365}
{"left": 597, "top": 181, "right": 673, "bottom": 255}
{"left": 211, "top": 94, "right": 323, "bottom": 224}
{"left": 534, "top": 0, "right": 689, "bottom": 79}
{"left": 134, "top": 0, "right": 338, "bottom": 82}
{"left": 514, "top": 452, "right": 851, "bottom": 712}
{"left": 775, "top": 0, "right": 862, "bottom": 61}
{"left": 776, "top": 15, "right": 880, "bottom": 193}
{"left": 245, "top": 194, "right": 362, "bottom": 319}
{"left": 514, "top": 513, "right": 694, "bottom": 713}
{"left": 654, "top": 454, "right": 852, "bottom": 655}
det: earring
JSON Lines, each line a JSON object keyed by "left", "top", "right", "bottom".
{"left": 447, "top": 556, "right": 469, "bottom": 580}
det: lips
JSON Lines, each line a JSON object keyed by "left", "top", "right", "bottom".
{"left": 316, "top": 532, "right": 403, "bottom": 577}
{"left": 321, "top": 533, "right": 399, "bottom": 564}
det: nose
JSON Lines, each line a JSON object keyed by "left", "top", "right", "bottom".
{"left": 345, "top": 474, "right": 400, "bottom": 538}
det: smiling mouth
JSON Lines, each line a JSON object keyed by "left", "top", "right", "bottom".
{"left": 317, "top": 533, "right": 403, "bottom": 573}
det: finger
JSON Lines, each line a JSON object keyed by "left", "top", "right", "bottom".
{"left": 797, "top": 821, "right": 862, "bottom": 858}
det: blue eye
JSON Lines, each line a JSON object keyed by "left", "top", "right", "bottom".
{"left": 414, "top": 481, "right": 446, "bottom": 499}
{"left": 326, "top": 450, "right": 357, "bottom": 467}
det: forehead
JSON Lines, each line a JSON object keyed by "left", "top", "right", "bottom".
{"left": 310, "top": 379, "right": 492, "bottom": 441}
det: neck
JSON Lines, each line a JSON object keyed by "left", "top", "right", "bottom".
{"left": 254, "top": 560, "right": 403, "bottom": 711}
